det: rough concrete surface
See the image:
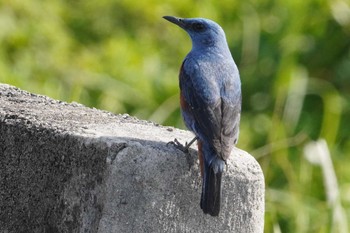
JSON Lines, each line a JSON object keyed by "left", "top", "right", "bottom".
{"left": 0, "top": 84, "right": 264, "bottom": 233}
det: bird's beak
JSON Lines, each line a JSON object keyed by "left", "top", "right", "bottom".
{"left": 163, "top": 16, "right": 186, "bottom": 29}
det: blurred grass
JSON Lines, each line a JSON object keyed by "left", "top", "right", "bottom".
{"left": 1, "top": 0, "right": 350, "bottom": 232}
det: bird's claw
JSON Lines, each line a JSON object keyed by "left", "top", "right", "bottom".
{"left": 167, "top": 138, "right": 189, "bottom": 153}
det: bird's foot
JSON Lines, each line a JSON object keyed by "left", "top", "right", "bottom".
{"left": 167, "top": 136, "right": 198, "bottom": 154}
{"left": 167, "top": 137, "right": 198, "bottom": 170}
{"left": 167, "top": 138, "right": 189, "bottom": 153}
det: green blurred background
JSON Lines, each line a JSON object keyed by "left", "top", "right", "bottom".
{"left": 1, "top": 0, "right": 349, "bottom": 232}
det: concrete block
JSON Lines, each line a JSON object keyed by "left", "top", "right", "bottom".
{"left": 0, "top": 84, "right": 264, "bottom": 233}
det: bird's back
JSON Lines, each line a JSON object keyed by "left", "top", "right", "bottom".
{"left": 180, "top": 51, "right": 241, "bottom": 160}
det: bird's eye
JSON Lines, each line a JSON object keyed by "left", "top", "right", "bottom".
{"left": 192, "top": 22, "right": 205, "bottom": 31}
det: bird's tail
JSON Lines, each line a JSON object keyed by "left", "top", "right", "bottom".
{"left": 200, "top": 149, "right": 225, "bottom": 217}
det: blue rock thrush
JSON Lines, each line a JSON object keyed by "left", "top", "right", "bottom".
{"left": 163, "top": 16, "right": 241, "bottom": 216}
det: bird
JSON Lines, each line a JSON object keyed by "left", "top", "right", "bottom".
{"left": 163, "top": 16, "right": 241, "bottom": 216}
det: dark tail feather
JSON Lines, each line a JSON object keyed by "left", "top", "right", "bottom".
{"left": 200, "top": 157, "right": 225, "bottom": 216}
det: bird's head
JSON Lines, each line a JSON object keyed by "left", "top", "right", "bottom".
{"left": 163, "top": 16, "right": 228, "bottom": 51}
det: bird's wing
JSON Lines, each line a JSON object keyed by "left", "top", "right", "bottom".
{"left": 180, "top": 59, "right": 241, "bottom": 160}
{"left": 220, "top": 96, "right": 241, "bottom": 160}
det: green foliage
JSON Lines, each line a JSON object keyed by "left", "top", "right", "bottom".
{"left": 1, "top": 0, "right": 350, "bottom": 232}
